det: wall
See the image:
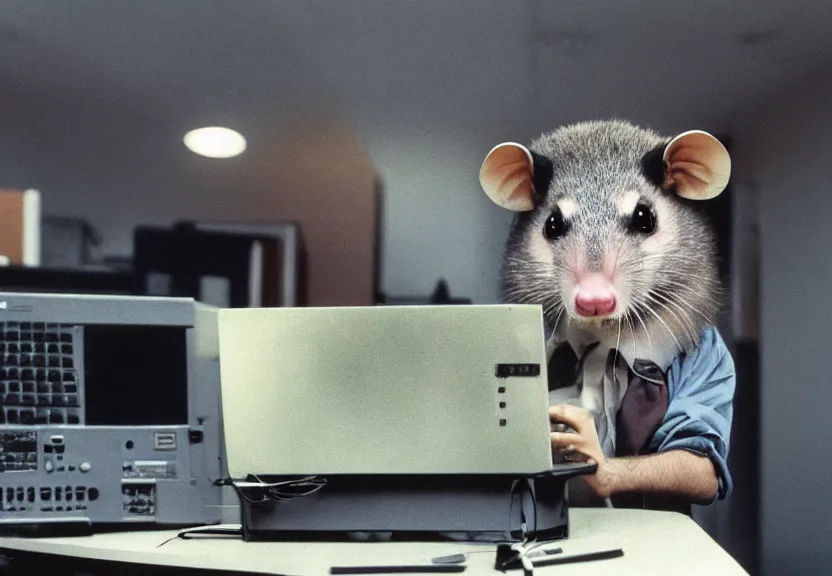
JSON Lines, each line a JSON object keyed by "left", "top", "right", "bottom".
{"left": 0, "top": 77, "right": 379, "bottom": 307}
{"left": 731, "top": 74, "right": 832, "bottom": 575}
{"left": 281, "top": 1, "right": 535, "bottom": 304}
{"left": 0, "top": 1, "right": 536, "bottom": 306}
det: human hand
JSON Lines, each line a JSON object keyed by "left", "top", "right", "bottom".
{"left": 549, "top": 404, "right": 614, "bottom": 498}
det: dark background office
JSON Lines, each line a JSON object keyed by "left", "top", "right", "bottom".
{"left": 0, "top": 2, "right": 829, "bottom": 574}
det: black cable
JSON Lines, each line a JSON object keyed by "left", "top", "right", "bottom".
{"left": 156, "top": 525, "right": 243, "bottom": 548}
{"left": 223, "top": 474, "right": 328, "bottom": 505}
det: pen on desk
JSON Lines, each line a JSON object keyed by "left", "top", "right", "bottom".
{"left": 528, "top": 547, "right": 624, "bottom": 568}
{"left": 330, "top": 565, "right": 466, "bottom": 574}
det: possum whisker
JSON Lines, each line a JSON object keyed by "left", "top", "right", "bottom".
{"left": 637, "top": 253, "right": 714, "bottom": 265}
{"left": 658, "top": 295, "right": 704, "bottom": 340}
{"left": 653, "top": 278, "right": 721, "bottom": 307}
{"left": 502, "top": 285, "right": 556, "bottom": 301}
{"left": 507, "top": 298, "right": 563, "bottom": 316}
{"left": 552, "top": 306, "right": 565, "bottom": 337}
{"left": 624, "top": 310, "right": 637, "bottom": 360}
{"left": 644, "top": 293, "right": 697, "bottom": 344}
{"left": 628, "top": 256, "right": 721, "bottom": 278}
{"left": 504, "top": 256, "right": 531, "bottom": 264}
{"left": 614, "top": 241, "right": 625, "bottom": 274}
{"left": 641, "top": 271, "right": 725, "bottom": 305}
{"left": 628, "top": 304, "right": 654, "bottom": 359}
{"left": 650, "top": 290, "right": 706, "bottom": 333}
{"left": 614, "top": 314, "right": 622, "bottom": 369}
{"left": 651, "top": 270, "right": 719, "bottom": 282}
{"left": 647, "top": 290, "right": 698, "bottom": 332}
{"left": 542, "top": 299, "right": 563, "bottom": 323}
{"left": 653, "top": 286, "right": 721, "bottom": 309}
{"left": 654, "top": 289, "right": 716, "bottom": 325}
{"left": 503, "top": 256, "right": 546, "bottom": 267}
{"left": 632, "top": 298, "right": 684, "bottom": 355}
{"left": 503, "top": 291, "right": 549, "bottom": 302}
{"left": 638, "top": 252, "right": 710, "bottom": 262}
{"left": 649, "top": 273, "right": 720, "bottom": 291}
{"left": 627, "top": 264, "right": 720, "bottom": 287}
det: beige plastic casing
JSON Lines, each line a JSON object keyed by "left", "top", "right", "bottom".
{"left": 217, "top": 304, "right": 552, "bottom": 477}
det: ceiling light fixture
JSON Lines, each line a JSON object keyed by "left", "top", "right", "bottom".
{"left": 183, "top": 126, "right": 247, "bottom": 158}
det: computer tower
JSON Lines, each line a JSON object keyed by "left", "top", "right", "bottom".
{"left": 0, "top": 292, "right": 224, "bottom": 528}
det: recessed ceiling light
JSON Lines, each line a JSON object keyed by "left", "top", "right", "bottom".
{"left": 183, "top": 126, "right": 247, "bottom": 158}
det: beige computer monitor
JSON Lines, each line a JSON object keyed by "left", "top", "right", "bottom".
{"left": 217, "top": 305, "right": 553, "bottom": 478}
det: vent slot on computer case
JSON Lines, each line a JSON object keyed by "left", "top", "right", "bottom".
{"left": 0, "top": 322, "right": 81, "bottom": 426}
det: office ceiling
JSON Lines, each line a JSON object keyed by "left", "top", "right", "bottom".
{"left": 0, "top": 0, "right": 829, "bottom": 164}
{"left": 0, "top": 0, "right": 832, "bottom": 135}
{"left": 529, "top": 0, "right": 832, "bottom": 132}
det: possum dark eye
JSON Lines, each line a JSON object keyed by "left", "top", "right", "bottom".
{"left": 630, "top": 203, "right": 656, "bottom": 235}
{"left": 543, "top": 209, "right": 568, "bottom": 240}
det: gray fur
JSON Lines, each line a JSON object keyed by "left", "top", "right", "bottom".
{"left": 501, "top": 119, "right": 722, "bottom": 357}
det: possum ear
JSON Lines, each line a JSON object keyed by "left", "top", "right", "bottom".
{"left": 479, "top": 143, "right": 537, "bottom": 211}
{"left": 663, "top": 130, "right": 731, "bottom": 200}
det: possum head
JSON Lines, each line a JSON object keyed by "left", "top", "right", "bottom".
{"left": 479, "top": 120, "right": 730, "bottom": 356}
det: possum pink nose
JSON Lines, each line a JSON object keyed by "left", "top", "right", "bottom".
{"left": 575, "top": 294, "right": 616, "bottom": 317}
{"left": 575, "top": 275, "right": 616, "bottom": 317}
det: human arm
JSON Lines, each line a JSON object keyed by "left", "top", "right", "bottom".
{"left": 549, "top": 405, "right": 719, "bottom": 503}
{"left": 550, "top": 325, "right": 736, "bottom": 504}
{"left": 649, "top": 326, "right": 736, "bottom": 502}
{"left": 601, "top": 451, "right": 718, "bottom": 503}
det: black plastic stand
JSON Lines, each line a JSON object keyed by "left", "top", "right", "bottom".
{"left": 235, "top": 463, "right": 595, "bottom": 543}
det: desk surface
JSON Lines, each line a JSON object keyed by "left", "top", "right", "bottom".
{"left": 0, "top": 508, "right": 747, "bottom": 576}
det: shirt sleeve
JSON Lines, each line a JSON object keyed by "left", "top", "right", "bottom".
{"left": 648, "top": 325, "right": 736, "bottom": 503}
